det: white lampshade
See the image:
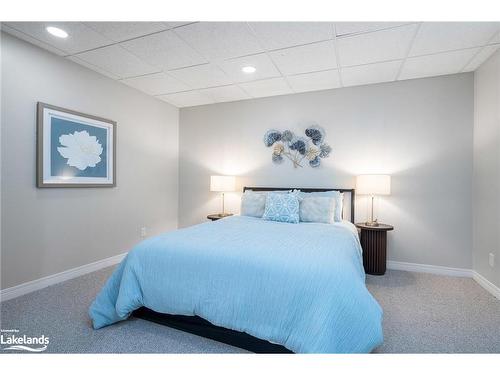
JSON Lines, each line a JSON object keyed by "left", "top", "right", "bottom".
{"left": 210, "top": 175, "right": 236, "bottom": 192}
{"left": 356, "top": 175, "right": 391, "bottom": 195}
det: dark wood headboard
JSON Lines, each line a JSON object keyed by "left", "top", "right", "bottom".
{"left": 243, "top": 187, "right": 355, "bottom": 223}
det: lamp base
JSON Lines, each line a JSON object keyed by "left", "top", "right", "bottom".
{"left": 364, "top": 220, "right": 379, "bottom": 227}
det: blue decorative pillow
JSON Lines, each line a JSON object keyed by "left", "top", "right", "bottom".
{"left": 262, "top": 193, "right": 300, "bottom": 224}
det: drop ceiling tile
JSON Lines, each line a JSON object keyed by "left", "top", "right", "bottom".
{"left": 462, "top": 45, "right": 500, "bottom": 72}
{"left": 1, "top": 24, "right": 68, "bottom": 56}
{"left": 4, "top": 22, "right": 112, "bottom": 55}
{"left": 66, "top": 55, "right": 120, "bottom": 80}
{"left": 168, "top": 64, "right": 232, "bottom": 89}
{"left": 163, "top": 22, "right": 194, "bottom": 29}
{"left": 218, "top": 53, "right": 280, "bottom": 82}
{"left": 399, "top": 48, "right": 480, "bottom": 80}
{"left": 287, "top": 69, "right": 341, "bottom": 93}
{"left": 83, "top": 22, "right": 169, "bottom": 43}
{"left": 121, "top": 30, "right": 207, "bottom": 70}
{"left": 74, "top": 45, "right": 160, "bottom": 79}
{"left": 121, "top": 72, "right": 190, "bottom": 95}
{"left": 410, "top": 22, "right": 500, "bottom": 56}
{"left": 198, "top": 85, "right": 251, "bottom": 103}
{"left": 239, "top": 77, "right": 292, "bottom": 98}
{"left": 335, "top": 22, "right": 412, "bottom": 36}
{"left": 269, "top": 41, "right": 337, "bottom": 76}
{"left": 337, "top": 24, "right": 417, "bottom": 67}
{"left": 174, "top": 22, "right": 263, "bottom": 60}
{"left": 341, "top": 60, "right": 402, "bottom": 87}
{"left": 248, "top": 22, "right": 333, "bottom": 50}
{"left": 157, "top": 90, "right": 214, "bottom": 107}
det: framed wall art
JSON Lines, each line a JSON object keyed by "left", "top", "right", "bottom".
{"left": 37, "top": 102, "right": 116, "bottom": 187}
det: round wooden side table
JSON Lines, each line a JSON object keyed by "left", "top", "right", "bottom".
{"left": 355, "top": 223, "right": 394, "bottom": 275}
{"left": 207, "top": 213, "right": 233, "bottom": 221}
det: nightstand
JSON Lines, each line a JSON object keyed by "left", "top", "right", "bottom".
{"left": 355, "top": 223, "right": 394, "bottom": 275}
{"left": 207, "top": 214, "right": 233, "bottom": 221}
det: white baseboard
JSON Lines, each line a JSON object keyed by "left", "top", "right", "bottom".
{"left": 473, "top": 271, "right": 500, "bottom": 300}
{"left": 387, "top": 260, "right": 474, "bottom": 277}
{"left": 0, "top": 252, "right": 127, "bottom": 302}
{"left": 387, "top": 260, "right": 500, "bottom": 299}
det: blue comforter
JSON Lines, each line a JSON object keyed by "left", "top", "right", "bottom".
{"left": 89, "top": 216, "right": 383, "bottom": 353}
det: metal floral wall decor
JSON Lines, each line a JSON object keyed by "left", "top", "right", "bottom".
{"left": 263, "top": 125, "right": 331, "bottom": 168}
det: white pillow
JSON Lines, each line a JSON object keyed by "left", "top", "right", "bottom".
{"left": 299, "top": 196, "right": 336, "bottom": 224}
{"left": 336, "top": 192, "right": 344, "bottom": 222}
{"left": 295, "top": 190, "right": 344, "bottom": 222}
{"left": 240, "top": 191, "right": 267, "bottom": 217}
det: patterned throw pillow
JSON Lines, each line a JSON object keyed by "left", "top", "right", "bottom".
{"left": 262, "top": 192, "right": 300, "bottom": 224}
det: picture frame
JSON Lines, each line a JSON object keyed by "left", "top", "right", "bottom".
{"left": 36, "top": 102, "right": 116, "bottom": 187}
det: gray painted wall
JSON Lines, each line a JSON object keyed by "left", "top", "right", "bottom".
{"left": 473, "top": 50, "right": 500, "bottom": 288}
{"left": 1, "top": 33, "right": 179, "bottom": 289}
{"left": 0, "top": 31, "right": 480, "bottom": 289}
{"left": 179, "top": 74, "right": 474, "bottom": 269}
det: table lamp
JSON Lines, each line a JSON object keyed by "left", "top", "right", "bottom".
{"left": 356, "top": 175, "right": 391, "bottom": 226}
{"left": 210, "top": 175, "right": 236, "bottom": 217}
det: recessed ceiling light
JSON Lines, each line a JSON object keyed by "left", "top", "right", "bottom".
{"left": 242, "top": 66, "right": 256, "bottom": 74}
{"left": 46, "top": 26, "right": 68, "bottom": 39}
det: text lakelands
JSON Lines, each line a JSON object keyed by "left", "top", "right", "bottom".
{"left": 1, "top": 334, "right": 49, "bottom": 345}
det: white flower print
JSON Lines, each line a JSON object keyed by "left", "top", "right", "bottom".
{"left": 57, "top": 130, "right": 103, "bottom": 171}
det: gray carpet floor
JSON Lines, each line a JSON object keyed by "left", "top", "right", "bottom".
{"left": 1, "top": 267, "right": 499, "bottom": 353}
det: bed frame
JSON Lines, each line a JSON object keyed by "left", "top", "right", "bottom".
{"left": 133, "top": 187, "right": 355, "bottom": 353}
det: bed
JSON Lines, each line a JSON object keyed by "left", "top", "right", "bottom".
{"left": 89, "top": 187, "right": 383, "bottom": 353}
